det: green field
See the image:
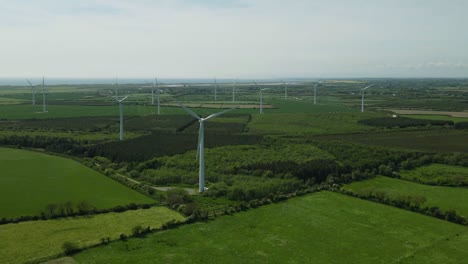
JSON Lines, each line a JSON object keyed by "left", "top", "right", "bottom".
{"left": 0, "top": 147, "right": 154, "bottom": 218}
{"left": 400, "top": 164, "right": 468, "bottom": 186}
{"left": 403, "top": 114, "right": 468, "bottom": 123}
{"left": 247, "top": 112, "right": 383, "bottom": 135}
{"left": 315, "top": 129, "right": 468, "bottom": 153}
{"left": 0, "top": 207, "right": 185, "bottom": 264}
{"left": 343, "top": 176, "right": 468, "bottom": 217}
{"left": 72, "top": 192, "right": 468, "bottom": 264}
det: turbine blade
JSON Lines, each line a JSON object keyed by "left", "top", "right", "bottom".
{"left": 26, "top": 79, "right": 33, "bottom": 86}
{"left": 178, "top": 102, "right": 201, "bottom": 120}
{"left": 204, "top": 107, "right": 237, "bottom": 121}
{"left": 119, "top": 96, "right": 129, "bottom": 102}
{"left": 362, "top": 84, "right": 374, "bottom": 90}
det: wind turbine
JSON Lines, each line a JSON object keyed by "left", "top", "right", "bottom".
{"left": 114, "top": 76, "right": 119, "bottom": 97}
{"left": 112, "top": 95, "right": 129, "bottom": 140}
{"left": 213, "top": 78, "right": 218, "bottom": 101}
{"left": 361, "top": 84, "right": 374, "bottom": 112}
{"left": 178, "top": 103, "right": 236, "bottom": 193}
{"left": 26, "top": 79, "right": 35, "bottom": 106}
{"left": 313, "top": 82, "right": 321, "bottom": 105}
{"left": 254, "top": 81, "right": 269, "bottom": 114}
{"left": 232, "top": 79, "right": 237, "bottom": 102}
{"left": 41, "top": 76, "right": 47, "bottom": 113}
{"left": 281, "top": 80, "right": 287, "bottom": 100}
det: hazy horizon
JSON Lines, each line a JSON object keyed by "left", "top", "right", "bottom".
{"left": 2, "top": 0, "right": 467, "bottom": 79}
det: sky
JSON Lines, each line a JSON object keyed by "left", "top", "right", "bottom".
{"left": 1, "top": 0, "right": 467, "bottom": 79}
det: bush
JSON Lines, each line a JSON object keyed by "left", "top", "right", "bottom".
{"left": 62, "top": 241, "right": 80, "bottom": 255}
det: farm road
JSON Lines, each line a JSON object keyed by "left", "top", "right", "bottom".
{"left": 116, "top": 174, "right": 198, "bottom": 195}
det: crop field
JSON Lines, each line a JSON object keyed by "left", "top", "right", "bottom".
{"left": 389, "top": 109, "right": 468, "bottom": 118}
{"left": 315, "top": 129, "right": 468, "bottom": 153}
{"left": 247, "top": 112, "right": 383, "bottom": 135}
{"left": 0, "top": 147, "right": 154, "bottom": 218}
{"left": 72, "top": 192, "right": 468, "bottom": 264}
{"left": 343, "top": 176, "right": 468, "bottom": 217}
{"left": 402, "top": 114, "right": 468, "bottom": 123}
{"left": 0, "top": 207, "right": 185, "bottom": 264}
{"left": 400, "top": 164, "right": 468, "bottom": 186}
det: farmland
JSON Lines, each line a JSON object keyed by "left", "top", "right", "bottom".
{"left": 0, "top": 147, "right": 154, "bottom": 218}
{"left": 399, "top": 164, "right": 468, "bottom": 186}
{"left": 73, "top": 192, "right": 468, "bottom": 264}
{"left": 0, "top": 78, "right": 467, "bottom": 263}
{"left": 342, "top": 176, "right": 468, "bottom": 217}
{"left": 0, "top": 207, "right": 185, "bottom": 264}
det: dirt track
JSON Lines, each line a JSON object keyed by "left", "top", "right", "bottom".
{"left": 387, "top": 109, "right": 468, "bottom": 118}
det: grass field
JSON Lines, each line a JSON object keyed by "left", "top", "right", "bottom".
{"left": 400, "top": 164, "right": 468, "bottom": 186}
{"left": 403, "top": 114, "right": 468, "bottom": 123}
{"left": 315, "top": 129, "right": 468, "bottom": 153}
{"left": 72, "top": 192, "right": 468, "bottom": 264}
{"left": 0, "top": 207, "right": 185, "bottom": 264}
{"left": 0, "top": 147, "right": 154, "bottom": 218}
{"left": 343, "top": 176, "right": 468, "bottom": 217}
{"left": 247, "top": 112, "right": 383, "bottom": 135}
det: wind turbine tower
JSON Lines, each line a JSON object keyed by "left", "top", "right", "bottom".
{"left": 113, "top": 96, "right": 129, "bottom": 140}
{"left": 281, "top": 80, "right": 287, "bottom": 100}
{"left": 254, "top": 81, "right": 269, "bottom": 114}
{"left": 361, "top": 84, "right": 374, "bottom": 113}
{"left": 213, "top": 78, "right": 218, "bottom": 101}
{"left": 314, "top": 82, "right": 320, "bottom": 105}
{"left": 26, "top": 79, "right": 35, "bottom": 106}
{"left": 232, "top": 79, "right": 237, "bottom": 102}
{"left": 178, "top": 103, "right": 236, "bottom": 193}
{"left": 42, "top": 76, "right": 47, "bottom": 113}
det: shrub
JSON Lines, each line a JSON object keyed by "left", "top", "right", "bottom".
{"left": 62, "top": 241, "right": 80, "bottom": 255}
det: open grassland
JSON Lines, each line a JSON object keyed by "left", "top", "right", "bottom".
{"left": 73, "top": 191, "right": 468, "bottom": 264}
{"left": 343, "top": 176, "right": 468, "bottom": 217}
{"left": 403, "top": 114, "right": 468, "bottom": 123}
{"left": 315, "top": 129, "right": 468, "bottom": 153}
{"left": 0, "top": 147, "right": 154, "bottom": 218}
{"left": 389, "top": 109, "right": 468, "bottom": 118}
{"left": 247, "top": 112, "right": 383, "bottom": 135}
{"left": 400, "top": 164, "right": 468, "bottom": 186}
{"left": 0, "top": 207, "right": 185, "bottom": 264}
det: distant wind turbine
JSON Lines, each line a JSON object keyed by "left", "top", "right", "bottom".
{"left": 114, "top": 76, "right": 119, "bottom": 97}
{"left": 213, "top": 78, "right": 218, "bottom": 101}
{"left": 26, "top": 79, "right": 35, "bottom": 106}
{"left": 41, "top": 76, "right": 47, "bottom": 113}
{"left": 281, "top": 80, "right": 287, "bottom": 100}
{"left": 254, "top": 81, "right": 269, "bottom": 114}
{"left": 313, "top": 82, "right": 321, "bottom": 105}
{"left": 361, "top": 84, "right": 374, "bottom": 113}
{"left": 178, "top": 103, "right": 237, "bottom": 193}
{"left": 232, "top": 79, "right": 237, "bottom": 102}
{"left": 113, "top": 96, "right": 129, "bottom": 140}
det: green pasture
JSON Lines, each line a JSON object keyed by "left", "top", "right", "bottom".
{"left": 0, "top": 207, "right": 185, "bottom": 264}
{"left": 403, "top": 114, "right": 468, "bottom": 123}
{"left": 400, "top": 164, "right": 468, "bottom": 186}
{"left": 247, "top": 112, "right": 383, "bottom": 135}
{"left": 73, "top": 191, "right": 468, "bottom": 264}
{"left": 343, "top": 176, "right": 468, "bottom": 217}
{"left": 0, "top": 147, "right": 154, "bottom": 218}
{"left": 315, "top": 129, "right": 468, "bottom": 153}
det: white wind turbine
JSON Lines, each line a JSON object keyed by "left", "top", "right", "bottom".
{"left": 254, "top": 81, "right": 269, "bottom": 114}
{"left": 313, "top": 82, "right": 321, "bottom": 105}
{"left": 213, "top": 78, "right": 218, "bottom": 101}
{"left": 145, "top": 78, "right": 163, "bottom": 115}
{"left": 112, "top": 95, "right": 129, "bottom": 140}
{"left": 361, "top": 84, "right": 374, "bottom": 113}
{"left": 232, "top": 79, "right": 237, "bottom": 102}
{"left": 281, "top": 80, "right": 287, "bottom": 100}
{"left": 178, "top": 103, "right": 237, "bottom": 193}
{"left": 41, "top": 76, "right": 47, "bottom": 113}
{"left": 26, "top": 79, "right": 36, "bottom": 106}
